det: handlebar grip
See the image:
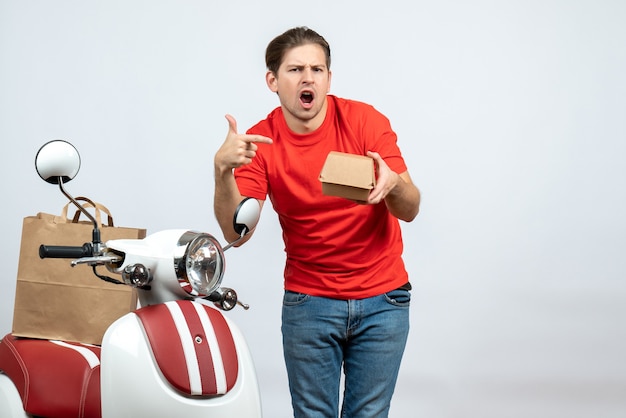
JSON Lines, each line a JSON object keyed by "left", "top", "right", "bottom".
{"left": 39, "top": 243, "right": 93, "bottom": 259}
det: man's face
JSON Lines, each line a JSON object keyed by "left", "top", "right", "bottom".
{"left": 266, "top": 43, "right": 332, "bottom": 133}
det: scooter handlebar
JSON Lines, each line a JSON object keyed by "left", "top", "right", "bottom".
{"left": 39, "top": 243, "right": 93, "bottom": 259}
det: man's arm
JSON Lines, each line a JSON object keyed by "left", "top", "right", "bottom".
{"left": 214, "top": 115, "right": 272, "bottom": 244}
{"left": 383, "top": 171, "right": 420, "bottom": 222}
{"left": 367, "top": 151, "right": 420, "bottom": 222}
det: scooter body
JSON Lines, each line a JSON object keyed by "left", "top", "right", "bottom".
{"left": 0, "top": 372, "right": 28, "bottom": 418}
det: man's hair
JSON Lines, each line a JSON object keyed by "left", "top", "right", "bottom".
{"left": 265, "top": 27, "right": 331, "bottom": 74}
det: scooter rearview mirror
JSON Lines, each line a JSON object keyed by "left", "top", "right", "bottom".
{"left": 35, "top": 140, "right": 81, "bottom": 185}
{"left": 35, "top": 139, "right": 102, "bottom": 252}
{"left": 233, "top": 197, "right": 261, "bottom": 236}
{"left": 222, "top": 197, "right": 261, "bottom": 252}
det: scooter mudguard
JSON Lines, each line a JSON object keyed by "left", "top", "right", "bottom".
{"left": 0, "top": 334, "right": 102, "bottom": 418}
{"left": 101, "top": 300, "right": 262, "bottom": 417}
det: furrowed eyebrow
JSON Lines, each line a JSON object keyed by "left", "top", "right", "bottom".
{"left": 285, "top": 64, "right": 327, "bottom": 71}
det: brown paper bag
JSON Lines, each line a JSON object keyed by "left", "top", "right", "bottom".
{"left": 12, "top": 197, "right": 147, "bottom": 345}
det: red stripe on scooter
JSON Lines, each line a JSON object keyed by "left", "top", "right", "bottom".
{"left": 177, "top": 301, "right": 218, "bottom": 394}
{"left": 135, "top": 304, "right": 190, "bottom": 393}
{"left": 204, "top": 307, "right": 238, "bottom": 390}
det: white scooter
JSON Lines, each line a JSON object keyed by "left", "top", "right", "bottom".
{"left": 0, "top": 140, "right": 263, "bottom": 417}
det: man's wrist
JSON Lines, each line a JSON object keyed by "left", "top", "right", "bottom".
{"left": 214, "top": 162, "right": 234, "bottom": 178}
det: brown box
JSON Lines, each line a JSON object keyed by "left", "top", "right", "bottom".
{"left": 319, "top": 151, "right": 375, "bottom": 202}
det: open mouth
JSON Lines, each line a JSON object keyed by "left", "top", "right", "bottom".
{"left": 300, "top": 91, "right": 314, "bottom": 105}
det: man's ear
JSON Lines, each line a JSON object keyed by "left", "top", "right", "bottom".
{"left": 266, "top": 71, "right": 278, "bottom": 93}
{"left": 327, "top": 70, "right": 332, "bottom": 93}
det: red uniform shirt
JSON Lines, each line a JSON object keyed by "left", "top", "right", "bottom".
{"left": 235, "top": 95, "right": 409, "bottom": 299}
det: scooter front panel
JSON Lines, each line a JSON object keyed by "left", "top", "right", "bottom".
{"left": 134, "top": 300, "right": 238, "bottom": 396}
{"left": 101, "top": 307, "right": 262, "bottom": 417}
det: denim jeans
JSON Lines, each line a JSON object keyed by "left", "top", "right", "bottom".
{"left": 281, "top": 287, "right": 410, "bottom": 418}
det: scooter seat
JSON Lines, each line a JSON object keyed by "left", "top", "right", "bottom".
{"left": 0, "top": 333, "right": 101, "bottom": 418}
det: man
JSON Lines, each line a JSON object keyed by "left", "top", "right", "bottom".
{"left": 214, "top": 26, "right": 420, "bottom": 418}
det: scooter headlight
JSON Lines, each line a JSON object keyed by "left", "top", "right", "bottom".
{"left": 174, "top": 232, "right": 224, "bottom": 297}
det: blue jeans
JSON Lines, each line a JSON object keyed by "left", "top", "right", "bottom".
{"left": 281, "top": 287, "right": 410, "bottom": 418}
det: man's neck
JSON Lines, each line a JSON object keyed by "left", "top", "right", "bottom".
{"left": 284, "top": 97, "right": 328, "bottom": 134}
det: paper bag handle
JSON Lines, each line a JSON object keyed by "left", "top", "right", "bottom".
{"left": 60, "top": 196, "right": 115, "bottom": 227}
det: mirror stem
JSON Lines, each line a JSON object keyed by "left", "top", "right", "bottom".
{"left": 58, "top": 178, "right": 103, "bottom": 251}
{"left": 222, "top": 229, "right": 247, "bottom": 252}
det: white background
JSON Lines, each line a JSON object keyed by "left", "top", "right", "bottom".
{"left": 1, "top": 1, "right": 625, "bottom": 417}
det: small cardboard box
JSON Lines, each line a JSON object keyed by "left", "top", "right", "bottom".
{"left": 319, "top": 151, "right": 375, "bottom": 202}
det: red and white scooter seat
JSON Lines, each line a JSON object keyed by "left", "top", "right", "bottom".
{"left": 0, "top": 333, "right": 101, "bottom": 418}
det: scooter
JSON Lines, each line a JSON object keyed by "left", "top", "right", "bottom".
{"left": 0, "top": 140, "right": 263, "bottom": 417}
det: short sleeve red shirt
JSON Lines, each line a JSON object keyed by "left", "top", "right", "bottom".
{"left": 234, "top": 95, "right": 409, "bottom": 299}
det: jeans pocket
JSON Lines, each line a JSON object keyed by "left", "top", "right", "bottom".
{"left": 384, "top": 289, "right": 411, "bottom": 307}
{"left": 283, "top": 290, "right": 309, "bottom": 306}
